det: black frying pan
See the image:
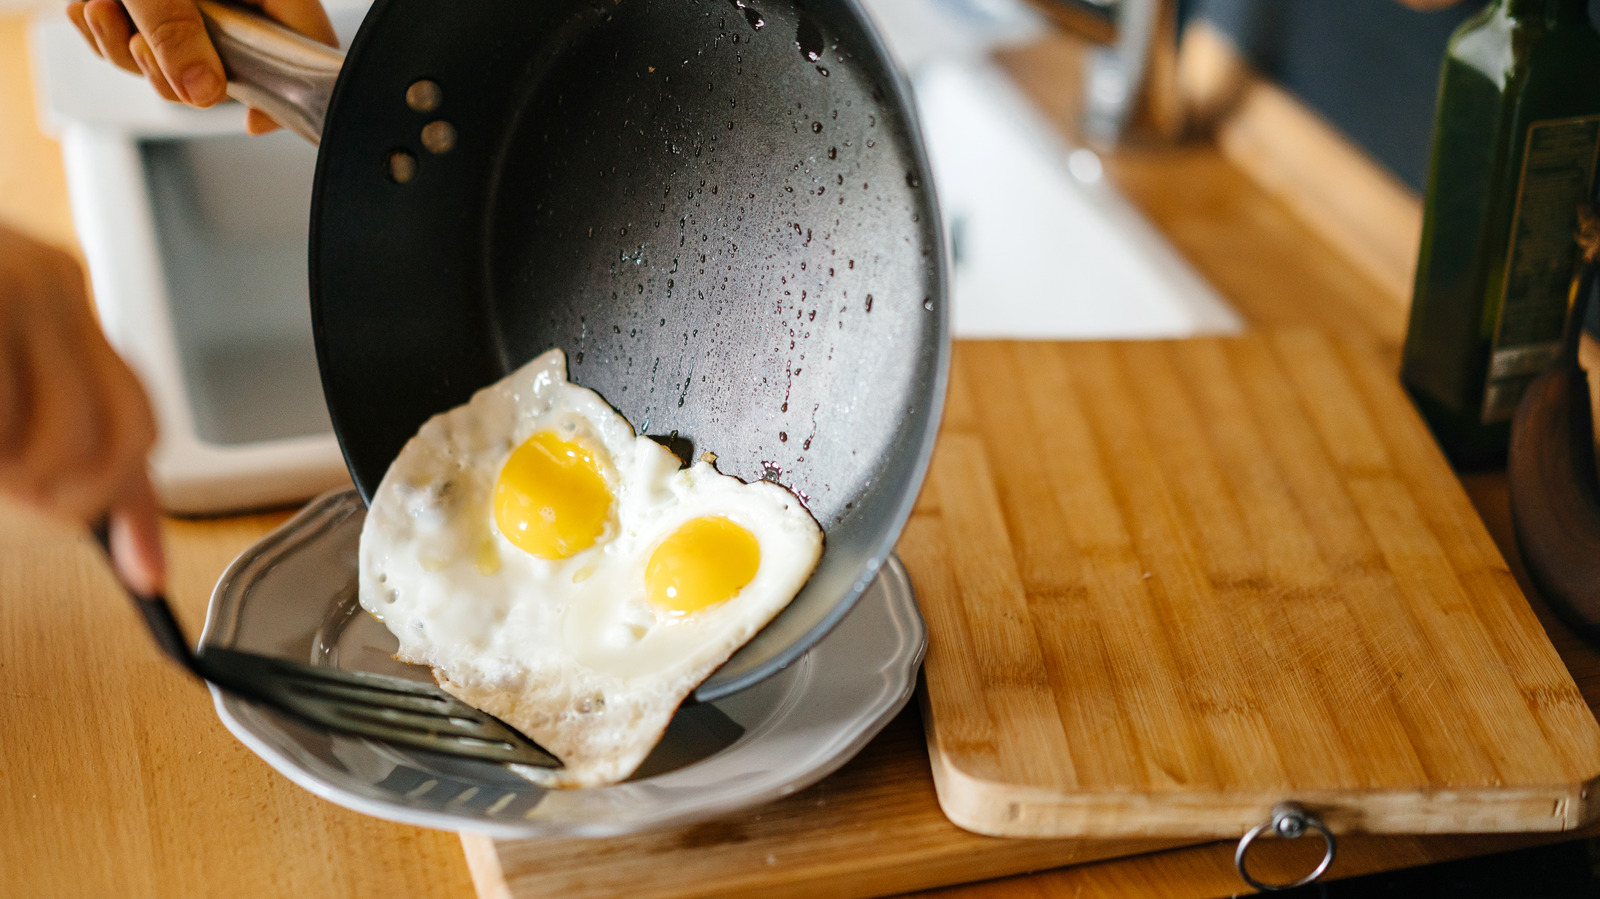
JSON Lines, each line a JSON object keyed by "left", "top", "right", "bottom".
{"left": 202, "top": 0, "right": 946, "bottom": 700}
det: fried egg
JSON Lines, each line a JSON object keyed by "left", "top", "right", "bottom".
{"left": 358, "top": 348, "right": 823, "bottom": 787}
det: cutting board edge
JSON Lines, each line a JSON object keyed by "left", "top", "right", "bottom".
{"left": 925, "top": 745, "right": 1600, "bottom": 839}
{"left": 916, "top": 334, "right": 1600, "bottom": 843}
{"left": 462, "top": 833, "right": 514, "bottom": 899}
{"left": 468, "top": 831, "right": 1206, "bottom": 899}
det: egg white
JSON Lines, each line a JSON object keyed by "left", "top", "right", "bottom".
{"left": 358, "top": 349, "right": 823, "bottom": 787}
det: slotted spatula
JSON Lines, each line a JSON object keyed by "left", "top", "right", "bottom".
{"left": 93, "top": 523, "right": 561, "bottom": 768}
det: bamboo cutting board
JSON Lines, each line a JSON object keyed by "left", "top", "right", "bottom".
{"left": 464, "top": 333, "right": 1600, "bottom": 898}
{"left": 907, "top": 333, "right": 1600, "bottom": 839}
{"left": 460, "top": 710, "right": 1195, "bottom": 899}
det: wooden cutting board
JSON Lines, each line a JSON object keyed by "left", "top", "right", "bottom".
{"left": 909, "top": 333, "right": 1600, "bottom": 839}
{"left": 461, "top": 709, "right": 1194, "bottom": 899}
{"left": 464, "top": 332, "right": 1600, "bottom": 898}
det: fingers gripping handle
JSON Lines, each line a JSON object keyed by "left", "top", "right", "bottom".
{"left": 196, "top": 0, "right": 343, "bottom": 145}
{"left": 91, "top": 519, "right": 203, "bottom": 679}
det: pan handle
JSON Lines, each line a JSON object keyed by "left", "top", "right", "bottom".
{"left": 196, "top": 0, "right": 344, "bottom": 145}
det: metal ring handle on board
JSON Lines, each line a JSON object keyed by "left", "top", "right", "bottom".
{"left": 1233, "top": 801, "right": 1336, "bottom": 892}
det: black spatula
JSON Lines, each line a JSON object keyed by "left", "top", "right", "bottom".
{"left": 94, "top": 522, "right": 561, "bottom": 768}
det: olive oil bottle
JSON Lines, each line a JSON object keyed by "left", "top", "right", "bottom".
{"left": 1401, "top": 0, "right": 1600, "bottom": 468}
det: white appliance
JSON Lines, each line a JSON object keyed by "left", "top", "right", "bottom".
{"left": 29, "top": 8, "right": 370, "bottom": 514}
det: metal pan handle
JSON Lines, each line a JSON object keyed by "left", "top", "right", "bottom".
{"left": 196, "top": 0, "right": 344, "bottom": 145}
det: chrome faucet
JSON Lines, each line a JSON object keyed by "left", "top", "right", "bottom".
{"left": 1036, "top": 0, "right": 1183, "bottom": 145}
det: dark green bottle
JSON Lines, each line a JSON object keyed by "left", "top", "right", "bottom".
{"left": 1401, "top": 0, "right": 1600, "bottom": 469}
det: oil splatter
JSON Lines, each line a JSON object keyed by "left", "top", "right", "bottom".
{"left": 795, "top": 18, "right": 824, "bottom": 63}
{"left": 728, "top": 0, "right": 764, "bottom": 30}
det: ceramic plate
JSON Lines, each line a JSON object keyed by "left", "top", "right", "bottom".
{"left": 200, "top": 489, "right": 926, "bottom": 837}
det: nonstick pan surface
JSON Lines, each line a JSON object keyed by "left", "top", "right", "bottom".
{"left": 309, "top": 0, "right": 947, "bottom": 700}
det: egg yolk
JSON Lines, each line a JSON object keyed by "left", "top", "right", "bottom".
{"left": 645, "top": 516, "right": 761, "bottom": 614}
{"left": 493, "top": 431, "right": 612, "bottom": 559}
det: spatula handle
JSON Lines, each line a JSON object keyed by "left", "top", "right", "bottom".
{"left": 90, "top": 520, "right": 202, "bottom": 679}
{"left": 196, "top": 0, "right": 344, "bottom": 145}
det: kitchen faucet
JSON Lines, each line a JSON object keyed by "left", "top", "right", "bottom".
{"left": 1033, "top": 0, "right": 1184, "bottom": 145}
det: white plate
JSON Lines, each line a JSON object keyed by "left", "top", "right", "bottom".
{"left": 200, "top": 489, "right": 926, "bottom": 837}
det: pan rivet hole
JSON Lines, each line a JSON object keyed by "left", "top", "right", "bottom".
{"left": 406, "top": 79, "right": 442, "bottom": 113}
{"left": 421, "top": 121, "right": 457, "bottom": 155}
{"left": 386, "top": 150, "right": 418, "bottom": 184}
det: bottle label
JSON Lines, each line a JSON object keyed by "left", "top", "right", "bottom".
{"left": 1481, "top": 114, "right": 1600, "bottom": 423}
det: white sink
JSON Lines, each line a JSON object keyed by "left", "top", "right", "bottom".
{"left": 915, "top": 59, "right": 1240, "bottom": 339}
{"left": 864, "top": 0, "right": 1241, "bottom": 339}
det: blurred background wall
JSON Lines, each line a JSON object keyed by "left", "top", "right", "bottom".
{"left": 1182, "top": 0, "right": 1600, "bottom": 331}
{"left": 1189, "top": 0, "right": 1477, "bottom": 193}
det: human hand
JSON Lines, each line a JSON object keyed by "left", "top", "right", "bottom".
{"left": 0, "top": 224, "right": 164, "bottom": 596}
{"left": 65, "top": 0, "right": 337, "bottom": 135}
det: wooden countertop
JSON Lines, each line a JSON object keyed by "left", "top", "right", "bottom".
{"left": 4, "top": 13, "right": 1599, "bottom": 899}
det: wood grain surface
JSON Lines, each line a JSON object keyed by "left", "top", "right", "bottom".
{"left": 0, "top": 18, "right": 480, "bottom": 899}
{"left": 462, "top": 710, "right": 1190, "bottom": 899}
{"left": 10, "top": 11, "right": 1600, "bottom": 899}
{"left": 0, "top": 14, "right": 76, "bottom": 253}
{"left": 465, "top": 336, "right": 1598, "bottom": 897}
{"left": 0, "top": 504, "right": 483, "bottom": 898}
{"left": 913, "top": 335, "right": 1600, "bottom": 838}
